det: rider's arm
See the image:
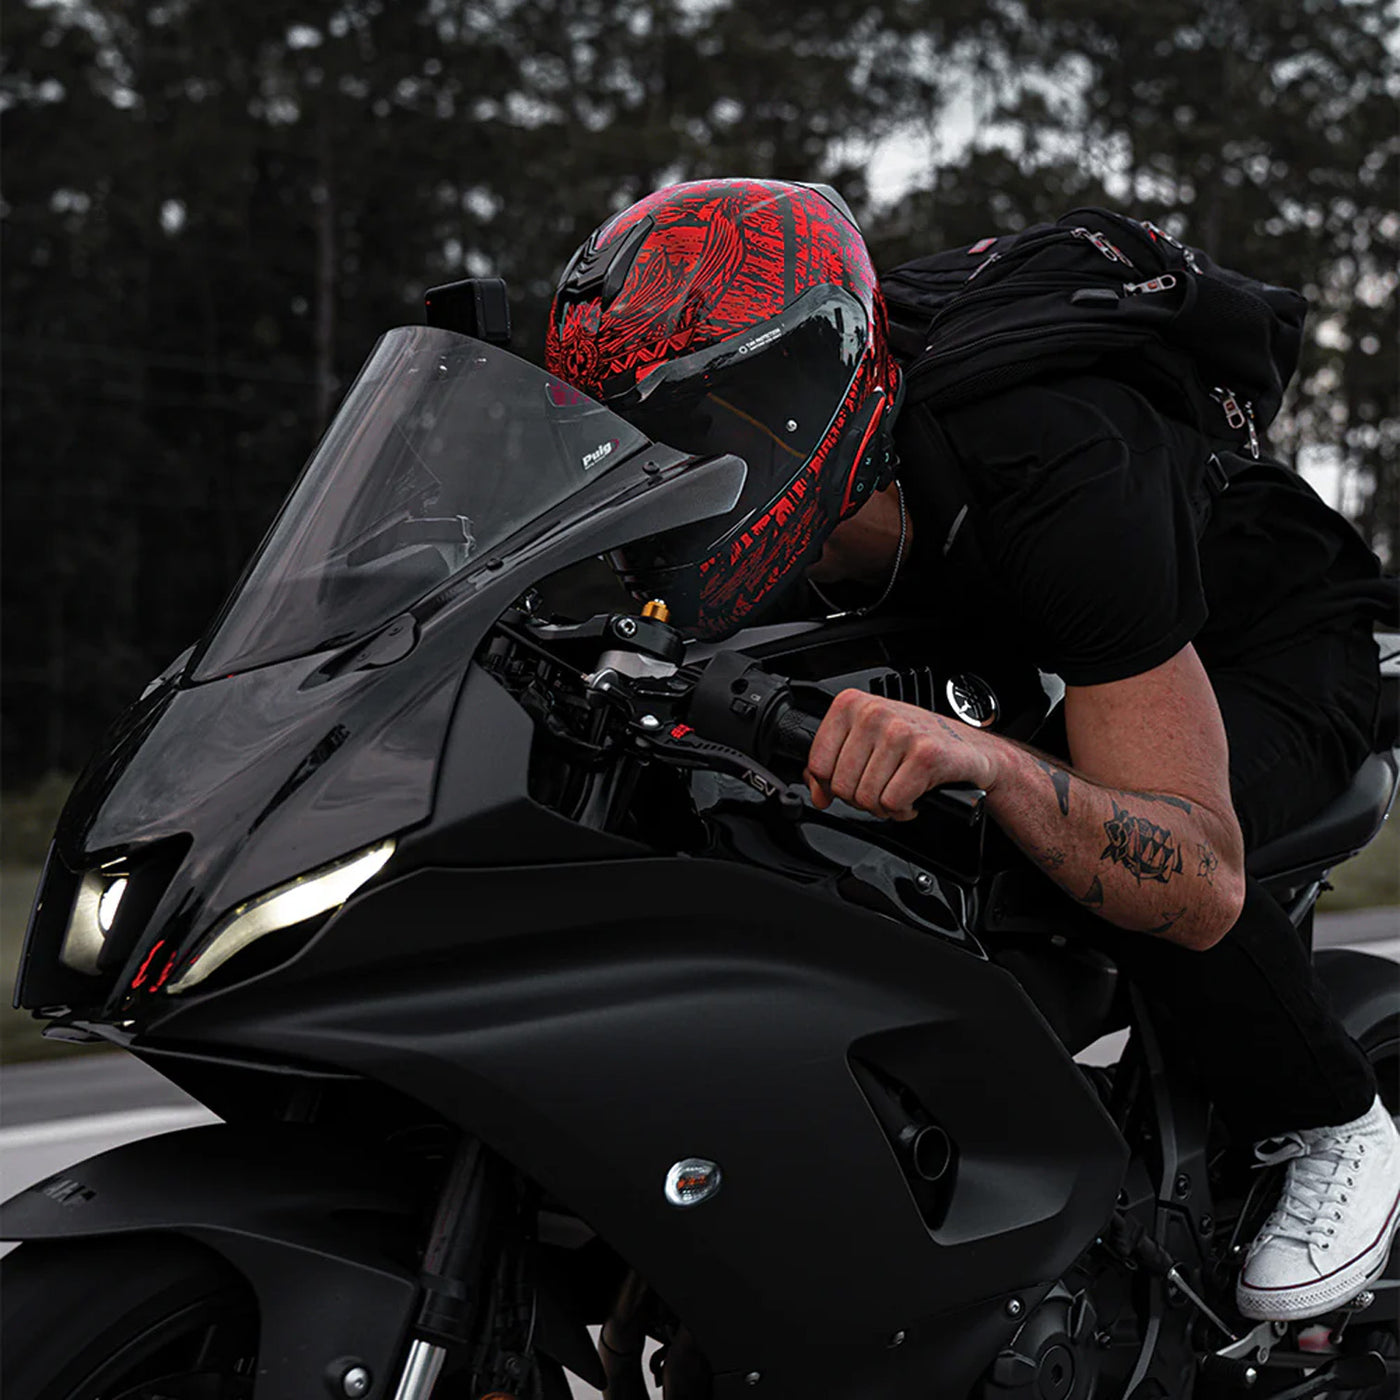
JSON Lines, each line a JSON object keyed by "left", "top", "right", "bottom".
{"left": 806, "top": 643, "right": 1246, "bottom": 950}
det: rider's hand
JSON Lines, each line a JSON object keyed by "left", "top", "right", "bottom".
{"left": 805, "top": 690, "right": 999, "bottom": 820}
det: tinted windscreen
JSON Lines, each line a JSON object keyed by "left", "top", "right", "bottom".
{"left": 192, "top": 328, "right": 649, "bottom": 679}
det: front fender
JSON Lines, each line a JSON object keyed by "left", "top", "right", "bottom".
{"left": 0, "top": 1123, "right": 419, "bottom": 1400}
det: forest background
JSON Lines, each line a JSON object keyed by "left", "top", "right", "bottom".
{"left": 2, "top": 0, "right": 1397, "bottom": 816}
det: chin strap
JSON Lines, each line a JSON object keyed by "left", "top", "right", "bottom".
{"left": 808, "top": 478, "right": 907, "bottom": 621}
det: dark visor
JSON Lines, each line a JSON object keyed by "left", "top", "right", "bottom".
{"left": 616, "top": 284, "right": 867, "bottom": 561}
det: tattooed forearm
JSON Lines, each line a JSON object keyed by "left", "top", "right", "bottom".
{"left": 1033, "top": 758, "right": 1072, "bottom": 816}
{"left": 1197, "top": 841, "right": 1219, "bottom": 884}
{"left": 1101, "top": 799, "right": 1184, "bottom": 884}
{"left": 988, "top": 737, "right": 1243, "bottom": 947}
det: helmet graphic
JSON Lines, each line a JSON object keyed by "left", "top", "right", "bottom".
{"left": 546, "top": 178, "right": 900, "bottom": 638}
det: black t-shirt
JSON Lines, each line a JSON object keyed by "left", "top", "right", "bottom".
{"left": 889, "top": 375, "right": 1395, "bottom": 687}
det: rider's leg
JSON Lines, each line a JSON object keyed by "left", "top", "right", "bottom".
{"left": 1109, "top": 621, "right": 1396, "bottom": 1319}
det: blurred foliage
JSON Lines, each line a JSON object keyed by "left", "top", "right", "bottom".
{"left": 2, "top": 0, "right": 1396, "bottom": 782}
{"left": 0, "top": 771, "right": 73, "bottom": 866}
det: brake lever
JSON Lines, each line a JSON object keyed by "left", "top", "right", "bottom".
{"left": 636, "top": 720, "right": 805, "bottom": 815}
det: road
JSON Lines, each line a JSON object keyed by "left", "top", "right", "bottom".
{"left": 1, "top": 906, "right": 1394, "bottom": 1393}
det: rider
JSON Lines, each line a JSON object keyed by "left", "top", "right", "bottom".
{"left": 544, "top": 178, "right": 1400, "bottom": 1324}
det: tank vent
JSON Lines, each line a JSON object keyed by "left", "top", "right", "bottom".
{"left": 869, "top": 667, "right": 937, "bottom": 711}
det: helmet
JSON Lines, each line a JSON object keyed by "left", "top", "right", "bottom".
{"left": 545, "top": 178, "right": 900, "bottom": 638}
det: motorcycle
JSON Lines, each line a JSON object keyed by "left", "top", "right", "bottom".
{"left": 4, "top": 296, "right": 1397, "bottom": 1400}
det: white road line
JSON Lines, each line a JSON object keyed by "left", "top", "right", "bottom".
{"left": 0, "top": 1106, "right": 217, "bottom": 1153}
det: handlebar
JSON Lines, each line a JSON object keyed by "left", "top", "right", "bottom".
{"left": 690, "top": 651, "right": 986, "bottom": 826}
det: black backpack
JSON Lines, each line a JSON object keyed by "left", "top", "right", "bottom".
{"left": 879, "top": 207, "right": 1308, "bottom": 465}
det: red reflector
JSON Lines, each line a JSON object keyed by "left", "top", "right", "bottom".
{"left": 129, "top": 939, "right": 166, "bottom": 990}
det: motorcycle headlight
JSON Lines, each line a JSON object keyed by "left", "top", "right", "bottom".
{"left": 163, "top": 839, "right": 395, "bottom": 995}
{"left": 60, "top": 865, "right": 131, "bottom": 975}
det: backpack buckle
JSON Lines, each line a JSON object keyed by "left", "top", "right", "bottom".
{"left": 1205, "top": 453, "right": 1231, "bottom": 494}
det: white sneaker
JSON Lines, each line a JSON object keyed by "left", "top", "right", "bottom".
{"left": 1237, "top": 1095, "right": 1400, "bottom": 1321}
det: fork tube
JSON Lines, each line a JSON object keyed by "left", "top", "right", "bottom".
{"left": 390, "top": 1136, "right": 497, "bottom": 1400}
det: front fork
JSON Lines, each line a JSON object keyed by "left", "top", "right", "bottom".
{"left": 391, "top": 1137, "right": 518, "bottom": 1400}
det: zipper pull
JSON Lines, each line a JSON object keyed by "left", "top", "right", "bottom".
{"left": 967, "top": 250, "right": 1002, "bottom": 281}
{"left": 1213, "top": 388, "right": 1260, "bottom": 458}
{"left": 1071, "top": 227, "right": 1134, "bottom": 267}
{"left": 1123, "top": 274, "right": 1178, "bottom": 295}
{"left": 1141, "top": 220, "right": 1201, "bottom": 273}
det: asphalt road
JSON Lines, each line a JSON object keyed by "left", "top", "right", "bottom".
{"left": 1, "top": 906, "right": 1394, "bottom": 1394}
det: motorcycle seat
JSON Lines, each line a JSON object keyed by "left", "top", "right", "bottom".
{"left": 1246, "top": 749, "right": 1398, "bottom": 886}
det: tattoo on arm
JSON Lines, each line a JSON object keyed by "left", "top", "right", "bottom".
{"left": 1197, "top": 841, "right": 1219, "bottom": 884}
{"left": 1080, "top": 875, "right": 1104, "bottom": 909}
{"left": 1101, "top": 799, "right": 1183, "bottom": 884}
{"left": 1133, "top": 790, "right": 1193, "bottom": 814}
{"left": 1146, "top": 907, "right": 1187, "bottom": 934}
{"left": 1031, "top": 844, "right": 1067, "bottom": 871}
{"left": 1033, "top": 758, "right": 1072, "bottom": 816}
{"left": 935, "top": 718, "right": 967, "bottom": 746}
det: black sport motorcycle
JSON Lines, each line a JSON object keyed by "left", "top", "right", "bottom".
{"left": 4, "top": 306, "right": 1398, "bottom": 1400}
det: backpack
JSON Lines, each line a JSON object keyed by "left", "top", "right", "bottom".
{"left": 879, "top": 207, "right": 1308, "bottom": 466}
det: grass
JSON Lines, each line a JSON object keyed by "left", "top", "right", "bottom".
{"left": 0, "top": 773, "right": 1395, "bottom": 1064}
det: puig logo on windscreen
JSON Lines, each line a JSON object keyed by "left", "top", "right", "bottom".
{"left": 582, "top": 438, "right": 619, "bottom": 471}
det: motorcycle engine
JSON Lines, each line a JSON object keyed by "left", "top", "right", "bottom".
{"left": 975, "top": 1285, "right": 1100, "bottom": 1400}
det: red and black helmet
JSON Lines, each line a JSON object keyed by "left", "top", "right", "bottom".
{"left": 545, "top": 178, "right": 901, "bottom": 638}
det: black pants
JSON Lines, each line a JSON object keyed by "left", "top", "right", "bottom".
{"left": 1099, "top": 624, "right": 1382, "bottom": 1141}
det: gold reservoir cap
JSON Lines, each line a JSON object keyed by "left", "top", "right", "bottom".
{"left": 641, "top": 599, "right": 670, "bottom": 622}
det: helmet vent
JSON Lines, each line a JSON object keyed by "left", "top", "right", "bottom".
{"left": 563, "top": 215, "right": 655, "bottom": 308}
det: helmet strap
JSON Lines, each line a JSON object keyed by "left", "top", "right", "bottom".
{"left": 809, "top": 478, "right": 908, "bottom": 621}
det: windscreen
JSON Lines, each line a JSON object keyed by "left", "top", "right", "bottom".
{"left": 192, "top": 328, "right": 649, "bottom": 680}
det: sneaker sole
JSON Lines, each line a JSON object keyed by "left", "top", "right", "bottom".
{"left": 1236, "top": 1181, "right": 1400, "bottom": 1321}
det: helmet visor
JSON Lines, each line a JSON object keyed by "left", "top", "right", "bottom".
{"left": 616, "top": 283, "right": 868, "bottom": 564}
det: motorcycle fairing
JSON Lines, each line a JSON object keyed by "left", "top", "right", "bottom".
{"left": 15, "top": 397, "right": 746, "bottom": 1019}
{"left": 142, "top": 851, "right": 1128, "bottom": 1397}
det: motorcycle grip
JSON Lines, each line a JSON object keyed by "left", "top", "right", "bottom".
{"left": 769, "top": 706, "right": 986, "bottom": 826}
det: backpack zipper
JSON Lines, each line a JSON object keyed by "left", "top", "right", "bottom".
{"left": 1070, "top": 226, "right": 1137, "bottom": 268}
{"left": 1140, "top": 219, "right": 1203, "bottom": 274}
{"left": 910, "top": 320, "right": 1156, "bottom": 380}
{"left": 1123, "top": 274, "right": 1178, "bottom": 295}
{"left": 1211, "top": 386, "right": 1260, "bottom": 458}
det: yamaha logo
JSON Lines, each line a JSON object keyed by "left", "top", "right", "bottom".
{"left": 946, "top": 673, "right": 999, "bottom": 728}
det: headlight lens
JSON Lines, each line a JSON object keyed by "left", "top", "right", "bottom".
{"left": 60, "top": 869, "right": 129, "bottom": 975}
{"left": 98, "top": 877, "right": 128, "bottom": 932}
{"left": 163, "top": 839, "right": 395, "bottom": 995}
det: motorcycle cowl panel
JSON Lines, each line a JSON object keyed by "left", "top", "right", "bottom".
{"left": 147, "top": 855, "right": 1129, "bottom": 1397}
